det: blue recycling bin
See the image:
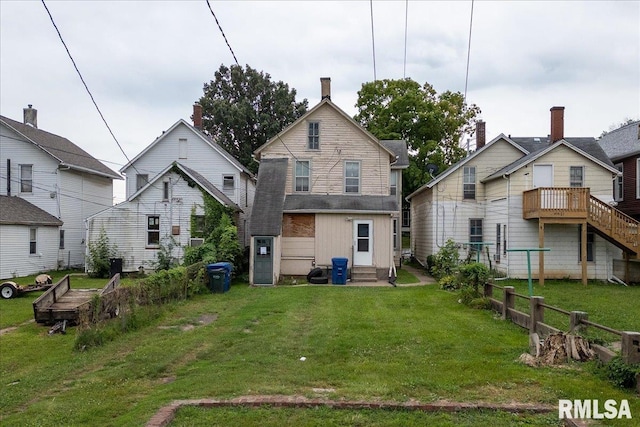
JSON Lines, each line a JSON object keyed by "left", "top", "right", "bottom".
{"left": 206, "top": 262, "right": 233, "bottom": 293}
{"left": 331, "top": 257, "right": 348, "bottom": 285}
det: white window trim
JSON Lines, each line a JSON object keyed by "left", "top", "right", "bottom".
{"left": 179, "top": 138, "right": 188, "bottom": 159}
{"left": 20, "top": 164, "right": 33, "bottom": 193}
{"left": 390, "top": 171, "right": 398, "bottom": 196}
{"left": 463, "top": 166, "right": 476, "bottom": 200}
{"left": 615, "top": 163, "right": 623, "bottom": 202}
{"left": 294, "top": 160, "right": 311, "bottom": 192}
{"left": 147, "top": 215, "right": 160, "bottom": 248}
{"left": 344, "top": 160, "right": 361, "bottom": 194}
{"left": 307, "top": 121, "right": 320, "bottom": 150}
{"left": 569, "top": 165, "right": 585, "bottom": 187}
{"left": 223, "top": 174, "right": 235, "bottom": 192}
{"left": 29, "top": 227, "right": 37, "bottom": 255}
{"left": 636, "top": 159, "right": 640, "bottom": 199}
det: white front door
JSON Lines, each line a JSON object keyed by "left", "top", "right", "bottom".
{"left": 353, "top": 220, "right": 373, "bottom": 266}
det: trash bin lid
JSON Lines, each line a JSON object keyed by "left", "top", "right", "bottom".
{"left": 208, "top": 262, "right": 233, "bottom": 272}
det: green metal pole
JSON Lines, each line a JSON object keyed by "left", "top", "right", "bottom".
{"left": 526, "top": 250, "right": 533, "bottom": 296}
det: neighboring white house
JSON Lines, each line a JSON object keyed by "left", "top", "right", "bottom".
{"left": 0, "top": 106, "right": 121, "bottom": 277}
{"left": 87, "top": 109, "right": 256, "bottom": 272}
{"left": 407, "top": 107, "right": 630, "bottom": 284}
{"left": 249, "top": 78, "right": 407, "bottom": 285}
{"left": 0, "top": 195, "right": 63, "bottom": 279}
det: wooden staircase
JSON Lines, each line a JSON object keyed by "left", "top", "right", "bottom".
{"left": 588, "top": 196, "right": 640, "bottom": 256}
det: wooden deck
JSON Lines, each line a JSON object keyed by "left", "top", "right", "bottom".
{"left": 33, "top": 274, "right": 120, "bottom": 325}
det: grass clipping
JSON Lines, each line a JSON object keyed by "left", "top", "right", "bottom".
{"left": 520, "top": 332, "right": 594, "bottom": 367}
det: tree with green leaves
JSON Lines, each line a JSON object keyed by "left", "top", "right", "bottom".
{"left": 198, "top": 64, "right": 309, "bottom": 173}
{"left": 354, "top": 78, "right": 480, "bottom": 197}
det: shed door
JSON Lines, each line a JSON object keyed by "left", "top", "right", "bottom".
{"left": 253, "top": 237, "right": 273, "bottom": 285}
{"left": 353, "top": 220, "right": 373, "bottom": 266}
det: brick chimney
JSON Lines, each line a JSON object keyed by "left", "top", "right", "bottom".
{"left": 320, "top": 77, "right": 331, "bottom": 100}
{"left": 23, "top": 104, "right": 37, "bottom": 128}
{"left": 550, "top": 106, "right": 564, "bottom": 143}
{"left": 192, "top": 103, "right": 202, "bottom": 130}
{"left": 476, "top": 120, "right": 486, "bottom": 149}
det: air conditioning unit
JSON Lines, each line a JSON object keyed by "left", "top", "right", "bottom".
{"left": 189, "top": 238, "right": 204, "bottom": 247}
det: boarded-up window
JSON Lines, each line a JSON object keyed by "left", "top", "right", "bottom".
{"left": 282, "top": 214, "right": 315, "bottom": 237}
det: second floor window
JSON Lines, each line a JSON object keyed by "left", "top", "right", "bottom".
{"left": 614, "top": 163, "right": 623, "bottom": 201}
{"left": 20, "top": 164, "right": 33, "bottom": 193}
{"left": 390, "top": 171, "right": 397, "bottom": 196}
{"left": 570, "top": 166, "right": 584, "bottom": 187}
{"left": 295, "top": 160, "right": 310, "bottom": 192}
{"left": 59, "top": 230, "right": 65, "bottom": 250}
{"left": 147, "top": 215, "right": 160, "bottom": 246}
{"left": 308, "top": 122, "right": 319, "bottom": 150}
{"left": 223, "top": 175, "right": 235, "bottom": 192}
{"left": 463, "top": 166, "right": 476, "bottom": 199}
{"left": 136, "top": 174, "right": 148, "bottom": 191}
{"left": 163, "top": 181, "right": 170, "bottom": 201}
{"left": 345, "top": 161, "right": 360, "bottom": 194}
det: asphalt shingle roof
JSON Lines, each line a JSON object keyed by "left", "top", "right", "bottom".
{"left": 250, "top": 158, "right": 289, "bottom": 236}
{"left": 1, "top": 115, "right": 121, "bottom": 180}
{"left": 177, "top": 163, "right": 241, "bottom": 211}
{"left": 380, "top": 140, "right": 410, "bottom": 168}
{"left": 0, "top": 195, "right": 63, "bottom": 226}
{"left": 597, "top": 121, "right": 640, "bottom": 161}
{"left": 283, "top": 194, "right": 398, "bottom": 213}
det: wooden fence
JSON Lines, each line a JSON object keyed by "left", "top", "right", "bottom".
{"left": 484, "top": 282, "right": 640, "bottom": 365}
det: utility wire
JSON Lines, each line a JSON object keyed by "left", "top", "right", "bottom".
{"left": 206, "top": 0, "right": 239, "bottom": 66}
{"left": 463, "top": 0, "right": 475, "bottom": 102}
{"left": 370, "top": 0, "right": 377, "bottom": 81}
{"left": 403, "top": 0, "right": 409, "bottom": 79}
{"left": 40, "top": 0, "right": 134, "bottom": 169}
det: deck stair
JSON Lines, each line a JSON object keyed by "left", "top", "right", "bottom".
{"left": 522, "top": 187, "right": 640, "bottom": 258}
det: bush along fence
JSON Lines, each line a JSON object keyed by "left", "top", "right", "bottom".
{"left": 484, "top": 282, "right": 640, "bottom": 377}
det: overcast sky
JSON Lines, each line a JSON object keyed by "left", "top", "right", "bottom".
{"left": 1, "top": 1, "right": 638, "bottom": 202}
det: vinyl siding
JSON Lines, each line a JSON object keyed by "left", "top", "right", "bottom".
{"left": 0, "top": 224, "right": 60, "bottom": 279}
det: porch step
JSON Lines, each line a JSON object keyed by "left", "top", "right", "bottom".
{"left": 351, "top": 266, "right": 378, "bottom": 283}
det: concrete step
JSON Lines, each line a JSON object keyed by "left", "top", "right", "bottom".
{"left": 351, "top": 266, "right": 378, "bottom": 282}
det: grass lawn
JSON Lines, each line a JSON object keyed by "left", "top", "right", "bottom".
{"left": 0, "top": 280, "right": 638, "bottom": 426}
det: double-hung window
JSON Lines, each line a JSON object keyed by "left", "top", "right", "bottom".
{"left": 463, "top": 166, "right": 476, "bottom": 199}
{"left": 147, "top": 216, "right": 160, "bottom": 246}
{"left": 295, "top": 160, "right": 310, "bottom": 192}
{"left": 614, "top": 163, "right": 623, "bottom": 201}
{"left": 20, "top": 164, "right": 33, "bottom": 193}
{"left": 345, "top": 161, "right": 360, "bottom": 194}
{"left": 469, "top": 218, "right": 483, "bottom": 252}
{"left": 308, "top": 122, "right": 319, "bottom": 150}
{"left": 390, "top": 171, "right": 397, "bottom": 196}
{"left": 569, "top": 166, "right": 584, "bottom": 187}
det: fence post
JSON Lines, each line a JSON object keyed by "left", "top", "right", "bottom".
{"left": 621, "top": 331, "right": 640, "bottom": 364}
{"left": 529, "top": 296, "right": 544, "bottom": 335}
{"left": 503, "top": 286, "right": 514, "bottom": 320}
{"left": 484, "top": 281, "right": 493, "bottom": 298}
{"left": 570, "top": 311, "right": 588, "bottom": 334}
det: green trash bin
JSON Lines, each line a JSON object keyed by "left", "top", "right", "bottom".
{"left": 207, "top": 268, "right": 226, "bottom": 293}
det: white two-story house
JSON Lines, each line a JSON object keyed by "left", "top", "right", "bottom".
{"left": 0, "top": 106, "right": 121, "bottom": 278}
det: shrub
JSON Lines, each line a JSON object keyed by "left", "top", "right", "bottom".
{"left": 431, "top": 239, "right": 459, "bottom": 279}
{"left": 86, "top": 228, "right": 117, "bottom": 278}
{"left": 600, "top": 357, "right": 640, "bottom": 389}
{"left": 439, "top": 274, "right": 460, "bottom": 291}
{"left": 459, "top": 262, "right": 490, "bottom": 293}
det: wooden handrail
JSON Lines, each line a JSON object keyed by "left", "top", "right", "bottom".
{"left": 588, "top": 196, "right": 639, "bottom": 252}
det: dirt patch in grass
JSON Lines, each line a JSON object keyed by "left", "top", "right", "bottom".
{"left": 158, "top": 313, "right": 218, "bottom": 332}
{"left": 0, "top": 319, "right": 35, "bottom": 336}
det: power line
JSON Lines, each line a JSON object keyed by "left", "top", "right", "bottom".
{"left": 40, "top": 0, "right": 134, "bottom": 169}
{"left": 463, "top": 0, "right": 475, "bottom": 102}
{"left": 370, "top": 0, "right": 377, "bottom": 81}
{"left": 205, "top": 0, "right": 239, "bottom": 66}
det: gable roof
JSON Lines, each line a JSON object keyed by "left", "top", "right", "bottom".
{"left": 406, "top": 133, "right": 528, "bottom": 200}
{"left": 482, "top": 138, "right": 617, "bottom": 183}
{"left": 253, "top": 98, "right": 396, "bottom": 161}
{"left": 119, "top": 119, "right": 253, "bottom": 177}
{"left": 250, "top": 158, "right": 289, "bottom": 236}
{"left": 597, "top": 121, "right": 640, "bottom": 161}
{"left": 0, "top": 115, "right": 121, "bottom": 180}
{"left": 381, "top": 140, "right": 410, "bottom": 169}
{"left": 0, "top": 195, "right": 63, "bottom": 226}
{"left": 130, "top": 161, "right": 241, "bottom": 211}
